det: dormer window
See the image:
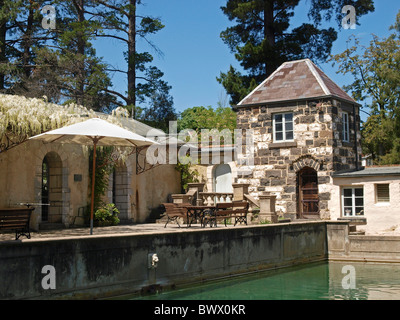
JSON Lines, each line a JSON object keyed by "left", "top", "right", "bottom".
{"left": 273, "top": 112, "right": 293, "bottom": 142}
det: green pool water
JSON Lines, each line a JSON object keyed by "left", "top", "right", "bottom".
{"left": 131, "top": 261, "right": 400, "bottom": 300}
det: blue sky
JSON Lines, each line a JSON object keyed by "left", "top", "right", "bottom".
{"left": 95, "top": 0, "right": 400, "bottom": 115}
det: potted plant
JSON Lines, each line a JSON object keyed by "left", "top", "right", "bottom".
{"left": 94, "top": 203, "right": 120, "bottom": 226}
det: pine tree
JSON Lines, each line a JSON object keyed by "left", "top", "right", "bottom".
{"left": 44, "top": 0, "right": 117, "bottom": 110}
{"left": 218, "top": 0, "right": 375, "bottom": 105}
{"left": 0, "top": 0, "right": 116, "bottom": 111}
{"left": 0, "top": 0, "right": 51, "bottom": 92}
{"left": 92, "top": 0, "right": 174, "bottom": 119}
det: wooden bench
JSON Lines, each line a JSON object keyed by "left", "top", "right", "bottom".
{"left": 0, "top": 208, "right": 34, "bottom": 240}
{"left": 162, "top": 203, "right": 189, "bottom": 228}
{"left": 209, "top": 202, "right": 249, "bottom": 227}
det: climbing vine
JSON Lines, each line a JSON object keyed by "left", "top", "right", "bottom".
{"left": 88, "top": 146, "right": 116, "bottom": 213}
{"left": 0, "top": 93, "right": 130, "bottom": 152}
{"left": 175, "top": 156, "right": 200, "bottom": 193}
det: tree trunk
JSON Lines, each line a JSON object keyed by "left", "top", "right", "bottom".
{"left": 73, "top": 0, "right": 86, "bottom": 105}
{"left": 23, "top": 5, "right": 34, "bottom": 78}
{"left": 263, "top": 0, "right": 276, "bottom": 76}
{"left": 127, "top": 0, "right": 136, "bottom": 118}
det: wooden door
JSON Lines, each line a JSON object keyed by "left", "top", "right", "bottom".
{"left": 298, "top": 167, "right": 319, "bottom": 219}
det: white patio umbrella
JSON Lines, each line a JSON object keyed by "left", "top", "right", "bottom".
{"left": 30, "top": 118, "right": 156, "bottom": 234}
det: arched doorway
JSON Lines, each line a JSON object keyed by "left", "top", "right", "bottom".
{"left": 213, "top": 164, "right": 233, "bottom": 193}
{"left": 297, "top": 167, "right": 319, "bottom": 219}
{"left": 41, "top": 156, "right": 49, "bottom": 221}
{"left": 42, "top": 152, "right": 63, "bottom": 224}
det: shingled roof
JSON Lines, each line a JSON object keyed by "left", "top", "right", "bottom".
{"left": 237, "top": 59, "right": 358, "bottom": 107}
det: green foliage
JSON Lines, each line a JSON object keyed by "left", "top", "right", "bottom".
{"left": 0, "top": 0, "right": 173, "bottom": 115}
{"left": 217, "top": 67, "right": 258, "bottom": 106}
{"left": 218, "top": 0, "right": 375, "bottom": 105}
{"left": 88, "top": 146, "right": 116, "bottom": 212}
{"left": 0, "top": 0, "right": 117, "bottom": 110}
{"left": 178, "top": 106, "right": 237, "bottom": 134}
{"left": 0, "top": 0, "right": 50, "bottom": 91}
{"left": 139, "top": 86, "right": 177, "bottom": 132}
{"left": 94, "top": 203, "right": 120, "bottom": 226}
{"left": 175, "top": 160, "right": 200, "bottom": 193}
{"left": 177, "top": 105, "right": 237, "bottom": 148}
{"left": 93, "top": 0, "right": 173, "bottom": 117}
{"left": 330, "top": 12, "right": 400, "bottom": 164}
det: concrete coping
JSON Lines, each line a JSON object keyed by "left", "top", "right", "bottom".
{"left": 337, "top": 217, "right": 367, "bottom": 225}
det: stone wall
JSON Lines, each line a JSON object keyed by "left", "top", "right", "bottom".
{"left": 330, "top": 100, "right": 362, "bottom": 172}
{"left": 327, "top": 221, "right": 400, "bottom": 263}
{"left": 0, "top": 139, "right": 181, "bottom": 228}
{"left": 235, "top": 98, "right": 361, "bottom": 218}
{"left": 0, "top": 222, "right": 328, "bottom": 299}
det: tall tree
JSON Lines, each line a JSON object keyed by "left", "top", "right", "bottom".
{"left": 141, "top": 85, "right": 176, "bottom": 132}
{"left": 48, "top": 0, "right": 116, "bottom": 109}
{"left": 0, "top": 0, "right": 50, "bottom": 92}
{"left": 0, "top": 0, "right": 116, "bottom": 110}
{"left": 331, "top": 12, "right": 400, "bottom": 164}
{"left": 92, "top": 0, "right": 173, "bottom": 119}
{"left": 0, "top": 0, "right": 7, "bottom": 90}
{"left": 218, "top": 0, "right": 375, "bottom": 105}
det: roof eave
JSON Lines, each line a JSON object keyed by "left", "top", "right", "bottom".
{"left": 233, "top": 95, "right": 361, "bottom": 109}
{"left": 332, "top": 167, "right": 400, "bottom": 178}
{"left": 332, "top": 172, "right": 400, "bottom": 178}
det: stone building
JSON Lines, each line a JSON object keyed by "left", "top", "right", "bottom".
{"left": 0, "top": 96, "right": 181, "bottom": 230}
{"left": 233, "top": 59, "right": 363, "bottom": 220}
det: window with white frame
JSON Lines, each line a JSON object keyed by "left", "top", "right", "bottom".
{"left": 376, "top": 184, "right": 390, "bottom": 203}
{"left": 342, "top": 187, "right": 364, "bottom": 216}
{"left": 342, "top": 112, "right": 350, "bottom": 142}
{"left": 273, "top": 112, "right": 294, "bottom": 142}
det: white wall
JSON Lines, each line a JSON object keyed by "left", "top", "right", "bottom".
{"left": 329, "top": 176, "right": 400, "bottom": 234}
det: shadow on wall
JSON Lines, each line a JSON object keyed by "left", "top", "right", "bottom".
{"left": 146, "top": 205, "right": 165, "bottom": 223}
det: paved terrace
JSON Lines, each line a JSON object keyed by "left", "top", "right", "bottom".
{"left": 1, "top": 221, "right": 398, "bottom": 242}
{"left": 0, "top": 222, "right": 251, "bottom": 242}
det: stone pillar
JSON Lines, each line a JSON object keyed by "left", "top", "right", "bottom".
{"left": 259, "top": 193, "right": 278, "bottom": 223}
{"left": 171, "top": 194, "right": 191, "bottom": 204}
{"left": 326, "top": 221, "right": 350, "bottom": 259}
{"left": 187, "top": 183, "right": 205, "bottom": 205}
{"left": 232, "top": 183, "right": 250, "bottom": 202}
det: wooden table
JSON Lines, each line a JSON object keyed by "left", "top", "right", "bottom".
{"left": 184, "top": 205, "right": 216, "bottom": 227}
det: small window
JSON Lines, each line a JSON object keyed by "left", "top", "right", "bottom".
{"left": 342, "top": 187, "right": 364, "bottom": 216}
{"left": 342, "top": 112, "right": 350, "bottom": 142}
{"left": 376, "top": 184, "right": 390, "bottom": 203}
{"left": 273, "top": 112, "right": 294, "bottom": 142}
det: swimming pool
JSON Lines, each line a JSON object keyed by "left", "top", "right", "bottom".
{"left": 130, "top": 261, "right": 400, "bottom": 300}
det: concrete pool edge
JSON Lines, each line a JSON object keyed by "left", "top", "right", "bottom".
{"left": 2, "top": 221, "right": 400, "bottom": 299}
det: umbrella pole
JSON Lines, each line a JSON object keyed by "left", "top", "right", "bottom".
{"left": 90, "top": 140, "right": 98, "bottom": 235}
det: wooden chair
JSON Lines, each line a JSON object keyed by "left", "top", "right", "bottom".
{"left": 162, "top": 203, "right": 188, "bottom": 228}
{"left": 211, "top": 201, "right": 249, "bottom": 227}
{"left": 231, "top": 201, "right": 249, "bottom": 226}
